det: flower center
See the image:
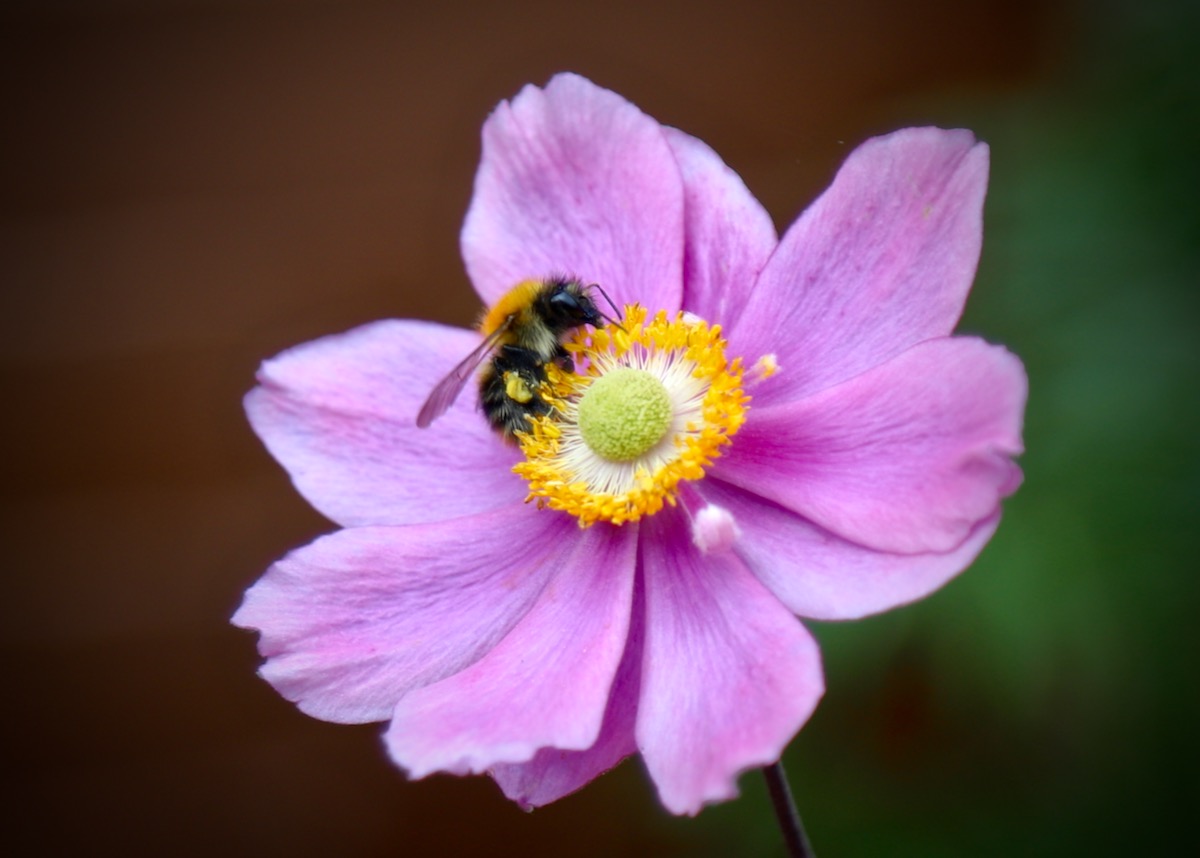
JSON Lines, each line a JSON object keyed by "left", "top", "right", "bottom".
{"left": 513, "top": 304, "right": 748, "bottom": 526}
{"left": 577, "top": 368, "right": 672, "bottom": 461}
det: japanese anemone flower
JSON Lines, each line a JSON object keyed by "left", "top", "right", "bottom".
{"left": 233, "top": 73, "right": 1026, "bottom": 816}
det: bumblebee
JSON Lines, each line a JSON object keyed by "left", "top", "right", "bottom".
{"left": 416, "top": 277, "right": 614, "bottom": 440}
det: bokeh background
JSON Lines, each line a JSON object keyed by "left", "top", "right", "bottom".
{"left": 3, "top": 0, "right": 1196, "bottom": 855}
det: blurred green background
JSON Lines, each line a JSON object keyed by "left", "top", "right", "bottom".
{"left": 2, "top": 0, "right": 1195, "bottom": 855}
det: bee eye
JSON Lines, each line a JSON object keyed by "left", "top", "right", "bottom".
{"left": 548, "top": 289, "right": 577, "bottom": 311}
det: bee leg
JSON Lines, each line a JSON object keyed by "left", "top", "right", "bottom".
{"left": 553, "top": 344, "right": 574, "bottom": 373}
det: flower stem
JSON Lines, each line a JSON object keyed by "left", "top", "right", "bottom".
{"left": 762, "top": 760, "right": 815, "bottom": 858}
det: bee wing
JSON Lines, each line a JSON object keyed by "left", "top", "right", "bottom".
{"left": 415, "top": 321, "right": 511, "bottom": 428}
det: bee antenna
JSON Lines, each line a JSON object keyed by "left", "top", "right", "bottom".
{"left": 589, "top": 283, "right": 626, "bottom": 330}
{"left": 590, "top": 283, "right": 622, "bottom": 317}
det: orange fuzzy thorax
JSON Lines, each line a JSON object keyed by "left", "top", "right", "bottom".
{"left": 479, "top": 280, "right": 542, "bottom": 337}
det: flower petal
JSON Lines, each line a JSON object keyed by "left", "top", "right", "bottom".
{"left": 247, "top": 319, "right": 525, "bottom": 527}
{"left": 636, "top": 507, "right": 824, "bottom": 815}
{"left": 664, "top": 127, "right": 777, "bottom": 328}
{"left": 231, "top": 505, "right": 577, "bottom": 724}
{"left": 730, "top": 128, "right": 989, "bottom": 405}
{"left": 461, "top": 73, "right": 684, "bottom": 313}
{"left": 489, "top": 570, "right": 644, "bottom": 808}
{"left": 715, "top": 337, "right": 1026, "bottom": 554}
{"left": 384, "top": 522, "right": 638, "bottom": 778}
{"left": 697, "top": 478, "right": 1002, "bottom": 620}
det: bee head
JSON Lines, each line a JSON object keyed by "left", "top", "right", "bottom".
{"left": 542, "top": 279, "right": 604, "bottom": 332}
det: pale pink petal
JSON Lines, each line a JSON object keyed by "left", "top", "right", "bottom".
{"left": 636, "top": 508, "right": 824, "bottom": 815}
{"left": 663, "top": 127, "right": 777, "bottom": 328}
{"left": 461, "top": 73, "right": 684, "bottom": 313}
{"left": 247, "top": 319, "right": 525, "bottom": 528}
{"left": 231, "top": 505, "right": 577, "bottom": 724}
{"left": 489, "top": 572, "right": 644, "bottom": 808}
{"left": 697, "top": 478, "right": 1002, "bottom": 620}
{"left": 385, "top": 522, "right": 638, "bottom": 777}
{"left": 715, "top": 337, "right": 1026, "bottom": 555}
{"left": 730, "top": 128, "right": 989, "bottom": 406}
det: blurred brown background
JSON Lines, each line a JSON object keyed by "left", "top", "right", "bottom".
{"left": 4, "top": 0, "right": 1196, "bottom": 855}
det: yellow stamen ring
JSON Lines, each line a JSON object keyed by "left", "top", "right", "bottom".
{"left": 513, "top": 304, "right": 748, "bottom": 526}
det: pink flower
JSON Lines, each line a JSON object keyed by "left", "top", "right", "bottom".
{"left": 233, "top": 73, "right": 1026, "bottom": 815}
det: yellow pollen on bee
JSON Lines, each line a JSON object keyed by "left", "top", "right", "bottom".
{"left": 504, "top": 371, "right": 534, "bottom": 403}
{"left": 513, "top": 304, "right": 748, "bottom": 527}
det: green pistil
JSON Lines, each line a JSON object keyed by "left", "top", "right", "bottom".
{"left": 577, "top": 367, "right": 671, "bottom": 461}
